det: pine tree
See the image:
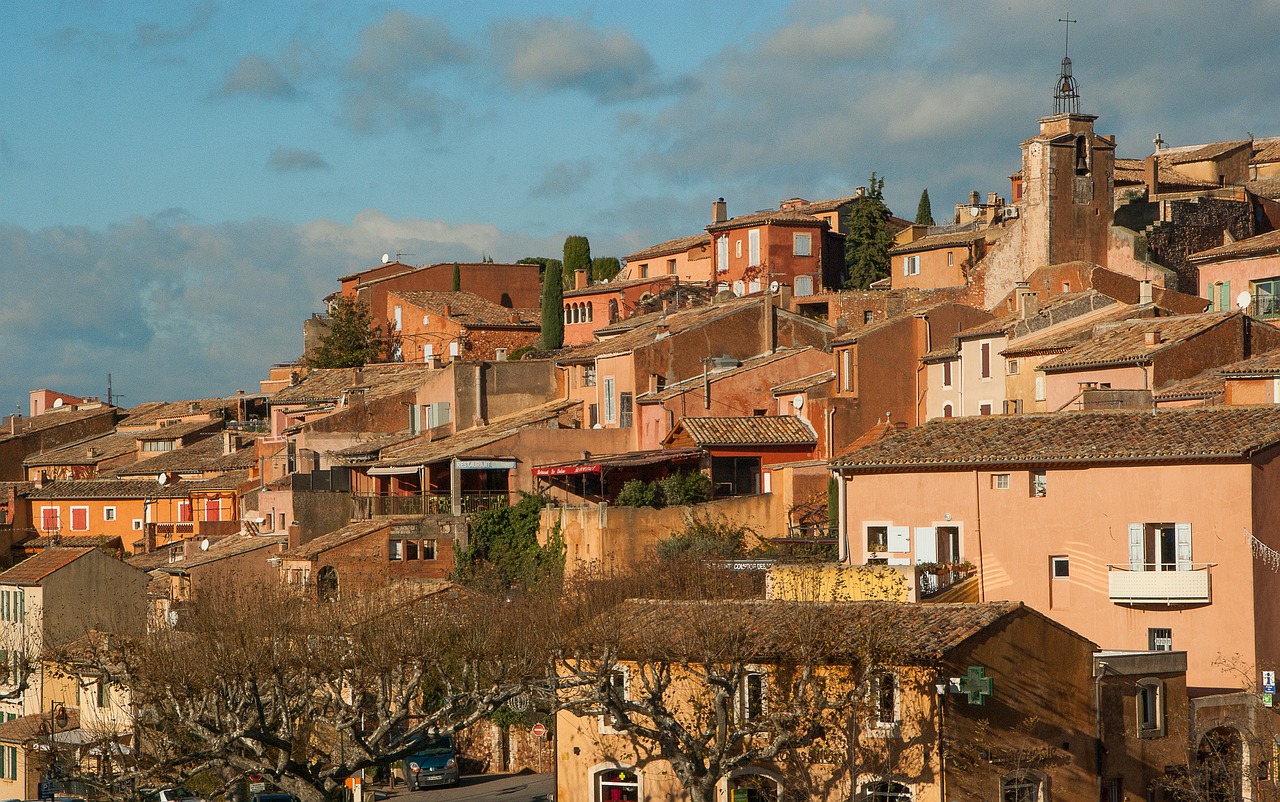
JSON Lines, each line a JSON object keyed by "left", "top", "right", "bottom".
{"left": 563, "top": 235, "right": 592, "bottom": 288}
{"left": 843, "top": 173, "right": 895, "bottom": 290}
{"left": 307, "top": 296, "right": 385, "bottom": 368}
{"left": 540, "top": 261, "right": 564, "bottom": 350}
{"left": 451, "top": 262, "right": 461, "bottom": 291}
{"left": 915, "top": 188, "right": 935, "bottom": 226}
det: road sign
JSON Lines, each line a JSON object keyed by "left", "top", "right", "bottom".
{"left": 38, "top": 780, "right": 55, "bottom": 801}
{"left": 531, "top": 722, "right": 547, "bottom": 738}
{"left": 249, "top": 783, "right": 266, "bottom": 793}
{"left": 1264, "top": 671, "right": 1276, "bottom": 693}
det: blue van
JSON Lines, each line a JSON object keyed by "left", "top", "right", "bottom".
{"left": 402, "top": 734, "right": 459, "bottom": 790}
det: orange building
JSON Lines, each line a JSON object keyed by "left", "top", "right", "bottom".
{"left": 622, "top": 233, "right": 711, "bottom": 284}
{"left": 387, "top": 290, "right": 540, "bottom": 363}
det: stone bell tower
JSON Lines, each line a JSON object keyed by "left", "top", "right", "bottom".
{"left": 1017, "top": 22, "right": 1115, "bottom": 270}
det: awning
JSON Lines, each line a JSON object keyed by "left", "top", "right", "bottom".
{"left": 533, "top": 448, "right": 704, "bottom": 478}
{"left": 533, "top": 464, "right": 601, "bottom": 477}
{"left": 367, "top": 465, "right": 422, "bottom": 476}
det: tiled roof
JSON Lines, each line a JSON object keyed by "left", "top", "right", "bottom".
{"left": 270, "top": 364, "right": 435, "bottom": 405}
{"left": 1113, "top": 158, "right": 1218, "bottom": 192}
{"left": 118, "top": 397, "right": 240, "bottom": 427}
{"left": 1037, "top": 312, "right": 1237, "bottom": 372}
{"left": 1000, "top": 303, "right": 1147, "bottom": 359}
{"left": 564, "top": 275, "right": 675, "bottom": 299}
{"left": 786, "top": 195, "right": 861, "bottom": 214}
{"left": 590, "top": 599, "right": 1033, "bottom": 662}
{"left": 133, "top": 420, "right": 221, "bottom": 440}
{"left": 1214, "top": 348, "right": 1280, "bottom": 377}
{"left": 369, "top": 398, "right": 582, "bottom": 468}
{"left": 0, "top": 407, "right": 115, "bottom": 444}
{"left": 888, "top": 226, "right": 993, "bottom": 256}
{"left": 1245, "top": 176, "right": 1280, "bottom": 200}
{"left": 831, "top": 308, "right": 925, "bottom": 347}
{"left": 330, "top": 430, "right": 422, "bottom": 460}
{"left": 179, "top": 533, "right": 285, "bottom": 570}
{"left": 0, "top": 708, "right": 80, "bottom": 745}
{"left": 280, "top": 520, "right": 388, "bottom": 560}
{"left": 22, "top": 430, "right": 145, "bottom": 467}
{"left": 1252, "top": 137, "right": 1280, "bottom": 165}
{"left": 113, "top": 436, "right": 259, "bottom": 476}
{"left": 636, "top": 348, "right": 814, "bottom": 403}
{"left": 1188, "top": 229, "right": 1280, "bottom": 263}
{"left": 706, "top": 209, "right": 829, "bottom": 233}
{"left": 0, "top": 547, "right": 96, "bottom": 585}
{"left": 624, "top": 232, "right": 712, "bottom": 262}
{"left": 391, "top": 291, "right": 541, "bottom": 328}
{"left": 772, "top": 371, "right": 836, "bottom": 395}
{"left": 551, "top": 296, "right": 763, "bottom": 363}
{"left": 673, "top": 416, "right": 817, "bottom": 447}
{"left": 27, "top": 478, "right": 208, "bottom": 500}
{"left": 1156, "top": 140, "right": 1251, "bottom": 166}
{"left": 832, "top": 406, "right": 1280, "bottom": 470}
{"left": 1152, "top": 372, "right": 1225, "bottom": 402}
{"left": 16, "top": 535, "right": 122, "bottom": 551}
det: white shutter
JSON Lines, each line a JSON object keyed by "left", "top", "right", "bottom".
{"left": 1128, "top": 524, "right": 1145, "bottom": 571}
{"left": 903, "top": 257, "right": 910, "bottom": 277}
{"left": 748, "top": 229, "right": 760, "bottom": 266}
{"left": 914, "top": 527, "right": 937, "bottom": 563}
{"left": 718, "top": 236, "right": 729, "bottom": 273}
{"left": 1175, "top": 522, "right": 1193, "bottom": 570}
{"left": 887, "top": 526, "right": 910, "bottom": 552}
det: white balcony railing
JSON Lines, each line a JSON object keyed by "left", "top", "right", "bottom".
{"left": 1106, "top": 563, "right": 1213, "bottom": 604}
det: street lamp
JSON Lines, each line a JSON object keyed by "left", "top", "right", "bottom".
{"left": 42, "top": 702, "right": 69, "bottom": 799}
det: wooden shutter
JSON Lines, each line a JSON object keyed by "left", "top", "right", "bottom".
{"left": 887, "top": 526, "right": 910, "bottom": 552}
{"left": 913, "top": 527, "right": 938, "bottom": 563}
{"left": 41, "top": 507, "right": 59, "bottom": 531}
{"left": 1128, "top": 523, "right": 1145, "bottom": 571}
{"left": 206, "top": 499, "right": 222, "bottom": 521}
{"left": 179, "top": 501, "right": 192, "bottom": 523}
{"left": 70, "top": 507, "right": 88, "bottom": 532}
{"left": 1175, "top": 523, "right": 1193, "bottom": 570}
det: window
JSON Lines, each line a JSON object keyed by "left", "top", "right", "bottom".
{"left": 1008, "top": 359, "right": 1020, "bottom": 375}
{"left": 1035, "top": 375, "right": 1046, "bottom": 402}
{"left": 1052, "top": 556, "right": 1070, "bottom": 578}
{"left": 947, "top": 252, "right": 954, "bottom": 266}
{"left": 993, "top": 474, "right": 1010, "bottom": 490}
{"left": 405, "top": 539, "right": 419, "bottom": 560}
{"left": 748, "top": 229, "right": 760, "bottom": 266}
{"left": 870, "top": 671, "right": 898, "bottom": 727}
{"left": 583, "top": 365, "right": 597, "bottom": 387}
{"left": 979, "top": 402, "right": 993, "bottom": 416}
{"left": 718, "top": 236, "right": 729, "bottom": 273}
{"left": 619, "top": 392, "right": 634, "bottom": 429}
{"left": 736, "top": 239, "right": 743, "bottom": 259}
{"left": 178, "top": 501, "right": 192, "bottom": 523}
{"left": 1128, "top": 523, "right": 1192, "bottom": 572}
{"left": 599, "top": 668, "right": 630, "bottom": 733}
{"left": 638, "top": 264, "right": 649, "bottom": 278}
{"left": 903, "top": 255, "right": 920, "bottom": 276}
{"left": 864, "top": 310, "right": 874, "bottom": 324}
{"left": 1148, "top": 628, "right": 1173, "bottom": 651}
{"left": 867, "top": 525, "right": 889, "bottom": 553}
{"left": 793, "top": 233, "right": 812, "bottom": 256}
{"left": 942, "top": 403, "right": 953, "bottom": 418}
{"left": 142, "top": 439, "right": 176, "bottom": 452}
{"left": 794, "top": 276, "right": 814, "bottom": 296}
{"left": 841, "top": 348, "right": 858, "bottom": 394}
{"left": 1255, "top": 278, "right": 1280, "bottom": 318}
{"left": 132, "top": 519, "right": 143, "bottom": 531}
{"left": 596, "top": 768, "right": 639, "bottom": 802}
{"left": 1003, "top": 399, "right": 1023, "bottom": 414}
{"left": 40, "top": 507, "right": 60, "bottom": 532}
{"left": 980, "top": 342, "right": 991, "bottom": 378}
{"left": 1031, "top": 471, "right": 1047, "bottom": 497}
{"left": 70, "top": 506, "right": 89, "bottom": 532}
{"left": 865, "top": 780, "right": 910, "bottom": 802}
{"left": 1136, "top": 678, "right": 1166, "bottom": 737}
{"left": 389, "top": 539, "right": 403, "bottom": 561}
{"left": 733, "top": 280, "right": 745, "bottom": 296}
{"left": 1002, "top": 773, "right": 1043, "bottom": 802}
{"left": 603, "top": 377, "right": 617, "bottom": 424}
{"left": 667, "top": 258, "right": 677, "bottom": 275}
{"left": 393, "top": 305, "right": 402, "bottom": 331}
{"left": 740, "top": 670, "right": 766, "bottom": 722}
{"left": 97, "top": 680, "right": 109, "bottom": 708}
{"left": 103, "top": 507, "right": 116, "bottom": 522}
{"left": 942, "top": 360, "right": 952, "bottom": 388}
{"left": 205, "top": 498, "right": 222, "bottom": 521}
{"left": 728, "top": 773, "right": 780, "bottom": 802}
{"left": 711, "top": 456, "right": 762, "bottom": 497}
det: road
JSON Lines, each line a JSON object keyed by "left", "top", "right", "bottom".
{"left": 385, "top": 773, "right": 552, "bottom": 802}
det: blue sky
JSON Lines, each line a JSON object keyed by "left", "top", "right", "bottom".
{"left": 4, "top": 0, "right": 1280, "bottom": 415}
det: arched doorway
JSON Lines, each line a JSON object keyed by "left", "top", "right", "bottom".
{"left": 316, "top": 565, "right": 339, "bottom": 601}
{"left": 727, "top": 769, "right": 782, "bottom": 802}
{"left": 1196, "top": 727, "right": 1244, "bottom": 802}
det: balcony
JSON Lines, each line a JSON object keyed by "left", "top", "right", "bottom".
{"left": 351, "top": 492, "right": 509, "bottom": 520}
{"left": 1107, "top": 563, "right": 1213, "bottom": 604}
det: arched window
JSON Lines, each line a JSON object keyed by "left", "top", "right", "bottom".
{"left": 608, "top": 299, "right": 619, "bottom": 323}
{"left": 864, "top": 780, "right": 911, "bottom": 802}
{"left": 1075, "top": 135, "right": 1091, "bottom": 175}
{"left": 587, "top": 303, "right": 593, "bottom": 322}
{"left": 595, "top": 767, "right": 639, "bottom": 802}
{"left": 726, "top": 770, "right": 782, "bottom": 802}
{"left": 564, "top": 306, "right": 571, "bottom": 325}
{"left": 1001, "top": 772, "right": 1045, "bottom": 802}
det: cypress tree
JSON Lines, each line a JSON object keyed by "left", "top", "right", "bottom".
{"left": 540, "top": 262, "right": 564, "bottom": 350}
{"left": 915, "top": 189, "right": 935, "bottom": 226}
{"left": 843, "top": 173, "right": 895, "bottom": 290}
{"left": 451, "top": 262, "right": 461, "bottom": 291}
{"left": 563, "top": 235, "right": 592, "bottom": 288}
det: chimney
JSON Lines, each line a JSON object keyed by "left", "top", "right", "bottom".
{"left": 854, "top": 186, "right": 867, "bottom": 198}
{"left": 508, "top": 311, "right": 520, "bottom": 324}
{"left": 1139, "top": 279, "right": 1154, "bottom": 306}
{"left": 575, "top": 269, "right": 588, "bottom": 290}
{"left": 712, "top": 197, "right": 727, "bottom": 224}
{"left": 969, "top": 190, "right": 980, "bottom": 206}
{"left": 442, "top": 303, "right": 452, "bottom": 317}
{"left": 1145, "top": 331, "right": 1162, "bottom": 347}
{"left": 1014, "top": 282, "right": 1038, "bottom": 319}
{"left": 987, "top": 192, "right": 998, "bottom": 206}
{"left": 1144, "top": 155, "right": 1159, "bottom": 197}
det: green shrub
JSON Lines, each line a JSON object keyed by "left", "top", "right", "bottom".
{"left": 614, "top": 478, "right": 662, "bottom": 508}
{"left": 659, "top": 471, "right": 713, "bottom": 506}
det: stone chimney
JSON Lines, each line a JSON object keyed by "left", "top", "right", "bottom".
{"left": 712, "top": 197, "right": 727, "bottom": 224}
{"left": 987, "top": 192, "right": 998, "bottom": 206}
{"left": 1145, "top": 331, "right": 1162, "bottom": 347}
{"left": 854, "top": 186, "right": 867, "bottom": 198}
{"left": 508, "top": 311, "right": 521, "bottom": 324}
{"left": 1139, "top": 279, "right": 1154, "bottom": 306}
{"left": 1014, "top": 282, "right": 1039, "bottom": 319}
{"left": 969, "top": 190, "right": 980, "bottom": 206}
{"left": 1144, "top": 155, "right": 1160, "bottom": 197}
{"left": 442, "top": 303, "right": 452, "bottom": 317}
{"left": 575, "top": 269, "right": 588, "bottom": 290}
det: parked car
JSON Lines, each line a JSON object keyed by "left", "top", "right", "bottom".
{"left": 402, "top": 734, "right": 459, "bottom": 790}
{"left": 142, "top": 789, "right": 204, "bottom": 802}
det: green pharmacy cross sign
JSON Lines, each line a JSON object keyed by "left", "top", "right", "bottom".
{"left": 958, "top": 666, "right": 994, "bottom": 705}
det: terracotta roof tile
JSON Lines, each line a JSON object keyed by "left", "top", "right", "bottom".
{"left": 636, "top": 348, "right": 815, "bottom": 403}
{"left": 786, "top": 195, "right": 862, "bottom": 214}
{"left": 1153, "top": 372, "right": 1225, "bottom": 402}
{"left": 1037, "top": 312, "right": 1238, "bottom": 372}
{"left": 833, "top": 406, "right": 1280, "bottom": 470}
{"left": 23, "top": 430, "right": 145, "bottom": 467}
{"left": 565, "top": 276, "right": 675, "bottom": 298}
{"left": 0, "top": 547, "right": 96, "bottom": 585}
{"left": 330, "top": 430, "right": 422, "bottom": 460}
{"left": 1188, "top": 229, "right": 1280, "bottom": 263}
{"left": 280, "top": 520, "right": 389, "bottom": 560}
{"left": 707, "top": 209, "right": 829, "bottom": 233}
{"left": 1246, "top": 176, "right": 1280, "bottom": 200}
{"left": 624, "top": 233, "right": 712, "bottom": 262}
{"left": 888, "top": 226, "right": 995, "bottom": 256}
{"left": 1156, "top": 140, "right": 1251, "bottom": 166}
{"left": 370, "top": 398, "right": 582, "bottom": 468}
{"left": 772, "top": 371, "right": 835, "bottom": 395}
{"left": 551, "top": 296, "right": 765, "bottom": 363}
{"left": 391, "top": 291, "right": 541, "bottom": 328}
{"left": 0, "top": 407, "right": 116, "bottom": 445}
{"left": 1251, "top": 137, "right": 1280, "bottom": 165}
{"left": 0, "top": 708, "right": 80, "bottom": 745}
{"left": 673, "top": 416, "right": 816, "bottom": 447}
{"left": 1214, "top": 348, "right": 1280, "bottom": 377}
{"left": 1114, "top": 158, "right": 1219, "bottom": 192}
{"left": 270, "top": 364, "right": 436, "bottom": 405}
{"left": 179, "top": 533, "right": 285, "bottom": 569}
{"left": 112, "top": 435, "right": 260, "bottom": 476}
{"left": 595, "top": 599, "right": 1031, "bottom": 662}
{"left": 118, "top": 397, "right": 240, "bottom": 427}
{"left": 16, "top": 535, "right": 122, "bottom": 551}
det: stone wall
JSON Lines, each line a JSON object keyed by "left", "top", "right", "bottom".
{"left": 1147, "top": 197, "right": 1254, "bottom": 293}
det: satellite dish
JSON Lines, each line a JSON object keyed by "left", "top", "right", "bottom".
{"left": 1237, "top": 291, "right": 1252, "bottom": 310}
{"left": 156, "top": 472, "right": 169, "bottom": 486}
{"left": 769, "top": 280, "right": 780, "bottom": 293}
{"left": 969, "top": 207, "right": 981, "bottom": 217}
{"left": 792, "top": 396, "right": 804, "bottom": 410}
{"left": 200, "top": 538, "right": 210, "bottom": 551}
{"left": 52, "top": 398, "right": 64, "bottom": 408}
{"left": 382, "top": 253, "right": 391, "bottom": 263}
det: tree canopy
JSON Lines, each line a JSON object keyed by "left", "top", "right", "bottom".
{"left": 563, "top": 235, "right": 592, "bottom": 286}
{"left": 307, "top": 296, "right": 387, "bottom": 368}
{"left": 540, "top": 261, "right": 565, "bottom": 349}
{"left": 843, "top": 173, "right": 895, "bottom": 290}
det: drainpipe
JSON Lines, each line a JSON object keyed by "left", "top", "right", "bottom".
{"left": 973, "top": 469, "right": 986, "bottom": 602}
{"left": 1095, "top": 661, "right": 1110, "bottom": 802}
{"left": 836, "top": 468, "right": 849, "bottom": 563}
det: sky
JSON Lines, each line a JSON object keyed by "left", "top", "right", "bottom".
{"left": 3, "top": 0, "right": 1280, "bottom": 415}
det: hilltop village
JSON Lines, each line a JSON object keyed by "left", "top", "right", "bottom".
{"left": 8, "top": 70, "right": 1280, "bottom": 802}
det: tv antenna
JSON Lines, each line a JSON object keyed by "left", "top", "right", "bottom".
{"left": 107, "top": 373, "right": 124, "bottom": 407}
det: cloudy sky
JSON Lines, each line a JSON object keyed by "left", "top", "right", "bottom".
{"left": 3, "top": 1, "right": 1279, "bottom": 415}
